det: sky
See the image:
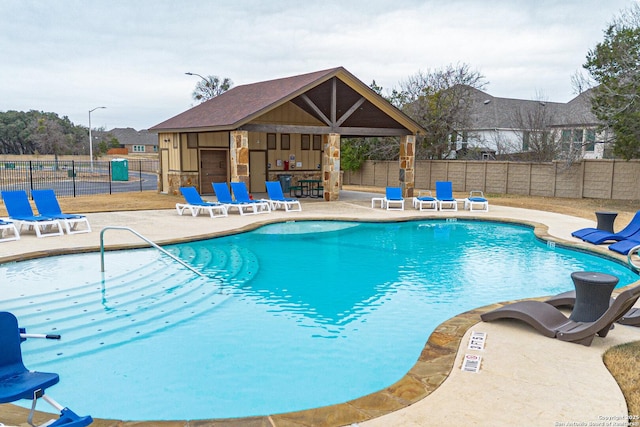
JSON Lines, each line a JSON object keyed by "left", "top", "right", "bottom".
{"left": 0, "top": 0, "right": 636, "bottom": 131}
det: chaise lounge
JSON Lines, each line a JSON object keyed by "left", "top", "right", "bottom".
{"left": 545, "top": 289, "right": 640, "bottom": 326}
{"left": 1, "top": 190, "right": 63, "bottom": 238}
{"left": 571, "top": 210, "right": 640, "bottom": 243}
{"left": 264, "top": 181, "right": 302, "bottom": 212}
{"left": 32, "top": 189, "right": 91, "bottom": 234}
{"left": 176, "top": 186, "right": 228, "bottom": 218}
{"left": 481, "top": 283, "right": 640, "bottom": 346}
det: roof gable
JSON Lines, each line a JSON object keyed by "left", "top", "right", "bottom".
{"left": 150, "top": 67, "right": 424, "bottom": 135}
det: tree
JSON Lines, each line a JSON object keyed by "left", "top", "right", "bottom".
{"left": 27, "top": 117, "right": 69, "bottom": 165}
{"left": 396, "top": 63, "right": 487, "bottom": 159}
{"left": 0, "top": 110, "right": 86, "bottom": 155}
{"left": 583, "top": 3, "right": 640, "bottom": 159}
{"left": 509, "top": 95, "right": 565, "bottom": 163}
{"left": 191, "top": 75, "right": 233, "bottom": 103}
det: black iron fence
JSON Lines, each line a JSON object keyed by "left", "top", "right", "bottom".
{"left": 0, "top": 159, "right": 158, "bottom": 198}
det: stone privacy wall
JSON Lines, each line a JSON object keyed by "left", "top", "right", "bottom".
{"left": 343, "top": 159, "right": 640, "bottom": 200}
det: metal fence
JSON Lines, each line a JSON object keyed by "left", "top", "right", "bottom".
{"left": 0, "top": 159, "right": 158, "bottom": 198}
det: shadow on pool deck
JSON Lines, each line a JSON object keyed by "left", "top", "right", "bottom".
{"left": 1, "top": 191, "right": 639, "bottom": 426}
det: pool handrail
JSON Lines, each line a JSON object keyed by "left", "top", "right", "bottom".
{"left": 100, "top": 226, "right": 206, "bottom": 277}
{"left": 628, "top": 244, "right": 640, "bottom": 273}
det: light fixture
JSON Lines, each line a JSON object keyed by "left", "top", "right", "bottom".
{"left": 88, "top": 106, "right": 106, "bottom": 171}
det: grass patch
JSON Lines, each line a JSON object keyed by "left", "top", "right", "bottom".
{"left": 603, "top": 341, "right": 640, "bottom": 420}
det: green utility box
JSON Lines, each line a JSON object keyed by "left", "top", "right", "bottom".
{"left": 111, "top": 158, "right": 129, "bottom": 181}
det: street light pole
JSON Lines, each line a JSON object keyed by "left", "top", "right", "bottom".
{"left": 88, "top": 106, "right": 106, "bottom": 171}
{"left": 185, "top": 72, "right": 207, "bottom": 81}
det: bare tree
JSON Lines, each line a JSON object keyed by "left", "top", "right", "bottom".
{"left": 191, "top": 75, "right": 233, "bottom": 103}
{"left": 397, "top": 63, "right": 488, "bottom": 159}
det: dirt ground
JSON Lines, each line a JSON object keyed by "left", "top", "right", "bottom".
{"left": 1, "top": 186, "right": 637, "bottom": 228}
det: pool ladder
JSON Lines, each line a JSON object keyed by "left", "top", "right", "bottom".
{"left": 99, "top": 226, "right": 206, "bottom": 277}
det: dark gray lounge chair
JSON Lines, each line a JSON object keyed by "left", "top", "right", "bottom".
{"left": 545, "top": 290, "right": 640, "bottom": 326}
{"left": 480, "top": 284, "right": 640, "bottom": 346}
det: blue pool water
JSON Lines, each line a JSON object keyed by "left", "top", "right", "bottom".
{"left": 1, "top": 220, "right": 638, "bottom": 420}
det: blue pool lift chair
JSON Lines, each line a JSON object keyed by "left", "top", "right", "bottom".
{"left": 176, "top": 186, "right": 228, "bottom": 218}
{"left": 413, "top": 190, "right": 438, "bottom": 211}
{"left": 32, "top": 189, "right": 91, "bottom": 234}
{"left": 464, "top": 190, "right": 489, "bottom": 212}
{"left": 0, "top": 190, "right": 63, "bottom": 238}
{"left": 435, "top": 181, "right": 457, "bottom": 211}
{"left": 229, "top": 182, "right": 271, "bottom": 214}
{"left": 265, "top": 181, "right": 302, "bottom": 212}
{"left": 0, "top": 218, "right": 20, "bottom": 242}
{"left": 571, "top": 210, "right": 640, "bottom": 242}
{"left": 0, "top": 311, "right": 93, "bottom": 427}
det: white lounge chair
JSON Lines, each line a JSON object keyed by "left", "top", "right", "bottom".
{"left": 32, "top": 189, "right": 92, "bottom": 234}
{"left": 0, "top": 190, "right": 63, "bottom": 238}
{"left": 464, "top": 190, "right": 489, "bottom": 212}
{"left": 176, "top": 186, "right": 228, "bottom": 218}
{"left": 265, "top": 181, "right": 302, "bottom": 212}
{"left": 435, "top": 181, "right": 457, "bottom": 211}
{"left": 413, "top": 190, "right": 438, "bottom": 211}
{"left": 0, "top": 218, "right": 20, "bottom": 242}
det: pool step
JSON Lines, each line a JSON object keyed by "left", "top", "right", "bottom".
{"left": 17, "top": 244, "right": 260, "bottom": 363}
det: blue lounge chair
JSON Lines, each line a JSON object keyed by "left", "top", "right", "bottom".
{"left": 435, "top": 181, "right": 457, "bottom": 211}
{"left": 571, "top": 210, "right": 640, "bottom": 242}
{"left": 1, "top": 190, "right": 63, "bottom": 238}
{"left": 176, "top": 186, "right": 228, "bottom": 218}
{"left": 608, "top": 230, "right": 640, "bottom": 255}
{"left": 0, "top": 311, "right": 93, "bottom": 427}
{"left": 212, "top": 182, "right": 265, "bottom": 215}
{"left": 413, "top": 190, "right": 437, "bottom": 211}
{"left": 383, "top": 187, "right": 404, "bottom": 210}
{"left": 464, "top": 190, "right": 489, "bottom": 212}
{"left": 0, "top": 218, "right": 20, "bottom": 242}
{"left": 229, "top": 182, "right": 270, "bottom": 214}
{"left": 32, "top": 189, "right": 91, "bottom": 234}
{"left": 265, "top": 181, "right": 302, "bottom": 212}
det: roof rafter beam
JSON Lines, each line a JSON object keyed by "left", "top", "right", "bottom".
{"left": 336, "top": 97, "right": 366, "bottom": 127}
{"left": 331, "top": 78, "right": 337, "bottom": 124}
{"left": 239, "top": 123, "right": 411, "bottom": 136}
{"left": 301, "top": 94, "right": 331, "bottom": 126}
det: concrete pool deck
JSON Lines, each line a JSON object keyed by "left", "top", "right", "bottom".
{"left": 1, "top": 190, "right": 639, "bottom": 427}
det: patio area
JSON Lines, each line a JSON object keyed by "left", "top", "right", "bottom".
{"left": 1, "top": 190, "right": 639, "bottom": 427}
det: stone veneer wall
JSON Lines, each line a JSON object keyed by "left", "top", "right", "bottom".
{"left": 322, "top": 133, "right": 341, "bottom": 201}
{"left": 399, "top": 135, "right": 415, "bottom": 197}
{"left": 343, "top": 159, "right": 640, "bottom": 200}
{"left": 230, "top": 130, "right": 249, "bottom": 185}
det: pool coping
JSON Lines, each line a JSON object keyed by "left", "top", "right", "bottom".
{"left": 1, "top": 211, "right": 638, "bottom": 427}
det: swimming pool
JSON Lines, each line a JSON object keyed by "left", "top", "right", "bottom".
{"left": 1, "top": 220, "right": 638, "bottom": 420}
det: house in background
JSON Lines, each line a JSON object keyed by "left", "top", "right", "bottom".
{"left": 92, "top": 128, "right": 158, "bottom": 155}
{"left": 109, "top": 128, "right": 158, "bottom": 154}
{"left": 451, "top": 87, "right": 612, "bottom": 160}
{"left": 149, "top": 67, "right": 424, "bottom": 199}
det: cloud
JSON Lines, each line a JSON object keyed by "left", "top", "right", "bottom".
{"left": 0, "top": 0, "right": 635, "bottom": 129}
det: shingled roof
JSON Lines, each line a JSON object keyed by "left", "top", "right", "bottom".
{"left": 464, "top": 86, "right": 599, "bottom": 130}
{"left": 149, "top": 67, "right": 424, "bottom": 135}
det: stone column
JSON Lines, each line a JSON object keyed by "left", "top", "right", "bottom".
{"left": 322, "top": 133, "right": 341, "bottom": 201}
{"left": 399, "top": 134, "right": 416, "bottom": 197}
{"left": 230, "top": 130, "right": 249, "bottom": 185}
